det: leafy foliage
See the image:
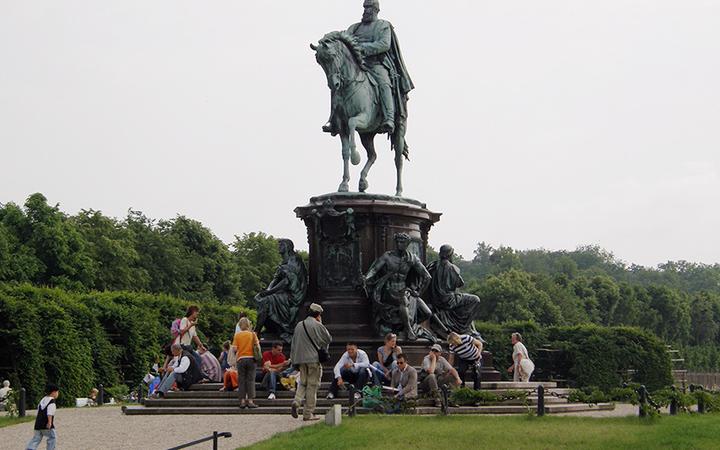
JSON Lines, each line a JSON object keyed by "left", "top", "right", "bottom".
{"left": 0, "top": 283, "right": 251, "bottom": 406}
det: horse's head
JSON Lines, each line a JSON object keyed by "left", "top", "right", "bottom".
{"left": 311, "top": 38, "right": 343, "bottom": 91}
{"left": 311, "top": 32, "right": 366, "bottom": 92}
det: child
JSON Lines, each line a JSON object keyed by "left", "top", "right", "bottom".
{"left": 26, "top": 383, "right": 60, "bottom": 450}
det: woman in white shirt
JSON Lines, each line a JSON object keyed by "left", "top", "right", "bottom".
{"left": 507, "top": 332, "right": 534, "bottom": 382}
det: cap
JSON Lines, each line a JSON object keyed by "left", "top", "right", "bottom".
{"left": 309, "top": 303, "right": 324, "bottom": 313}
{"left": 430, "top": 344, "right": 443, "bottom": 352}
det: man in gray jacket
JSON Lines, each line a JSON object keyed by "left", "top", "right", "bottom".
{"left": 290, "top": 303, "right": 332, "bottom": 421}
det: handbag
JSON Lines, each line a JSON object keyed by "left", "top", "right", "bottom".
{"left": 227, "top": 346, "right": 238, "bottom": 367}
{"left": 253, "top": 338, "right": 263, "bottom": 364}
{"left": 302, "top": 320, "right": 330, "bottom": 363}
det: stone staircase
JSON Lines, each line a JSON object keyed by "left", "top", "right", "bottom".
{"left": 122, "top": 379, "right": 614, "bottom": 416}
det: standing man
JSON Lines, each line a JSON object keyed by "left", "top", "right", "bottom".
{"left": 323, "top": 0, "right": 414, "bottom": 136}
{"left": 290, "top": 303, "right": 332, "bottom": 421}
{"left": 26, "top": 383, "right": 59, "bottom": 450}
{"left": 327, "top": 343, "right": 373, "bottom": 399}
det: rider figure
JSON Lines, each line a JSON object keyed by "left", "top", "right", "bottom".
{"left": 323, "top": 0, "right": 414, "bottom": 136}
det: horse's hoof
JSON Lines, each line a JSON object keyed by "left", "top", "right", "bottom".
{"left": 359, "top": 179, "right": 368, "bottom": 192}
{"left": 338, "top": 183, "right": 349, "bottom": 193}
{"left": 351, "top": 150, "right": 361, "bottom": 166}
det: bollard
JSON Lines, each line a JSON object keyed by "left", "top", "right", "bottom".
{"left": 698, "top": 394, "right": 705, "bottom": 414}
{"left": 19, "top": 388, "right": 26, "bottom": 417}
{"left": 537, "top": 385, "right": 545, "bottom": 417}
{"left": 98, "top": 384, "right": 104, "bottom": 406}
{"left": 440, "top": 385, "right": 450, "bottom": 416}
{"left": 669, "top": 387, "right": 678, "bottom": 416}
{"left": 212, "top": 431, "right": 219, "bottom": 450}
{"left": 348, "top": 384, "right": 356, "bottom": 417}
{"left": 638, "top": 385, "right": 647, "bottom": 418}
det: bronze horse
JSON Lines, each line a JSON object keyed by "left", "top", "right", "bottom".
{"left": 311, "top": 32, "right": 409, "bottom": 197}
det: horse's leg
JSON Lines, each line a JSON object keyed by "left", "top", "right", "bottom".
{"left": 393, "top": 126, "right": 405, "bottom": 197}
{"left": 338, "top": 133, "right": 351, "bottom": 192}
{"left": 358, "top": 133, "right": 377, "bottom": 193}
{"left": 348, "top": 115, "right": 367, "bottom": 166}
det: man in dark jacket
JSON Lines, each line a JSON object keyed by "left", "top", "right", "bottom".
{"left": 154, "top": 344, "right": 203, "bottom": 397}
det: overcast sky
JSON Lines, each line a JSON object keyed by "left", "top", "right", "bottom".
{"left": 2, "top": 1, "right": 719, "bottom": 267}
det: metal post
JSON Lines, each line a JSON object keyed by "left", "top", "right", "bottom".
{"left": 537, "top": 385, "right": 545, "bottom": 417}
{"left": 638, "top": 385, "right": 647, "bottom": 418}
{"left": 348, "top": 385, "right": 356, "bottom": 417}
{"left": 98, "top": 384, "right": 104, "bottom": 406}
{"left": 669, "top": 386, "right": 678, "bottom": 416}
{"left": 698, "top": 394, "right": 705, "bottom": 414}
{"left": 19, "top": 388, "right": 26, "bottom": 417}
{"left": 440, "top": 385, "right": 449, "bottom": 416}
{"left": 138, "top": 383, "right": 143, "bottom": 403}
{"left": 213, "top": 431, "right": 219, "bottom": 450}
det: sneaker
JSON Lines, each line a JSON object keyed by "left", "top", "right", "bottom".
{"left": 303, "top": 415, "right": 321, "bottom": 422}
{"left": 291, "top": 401, "right": 299, "bottom": 419}
{"left": 326, "top": 393, "right": 335, "bottom": 399}
{"left": 268, "top": 392, "right": 276, "bottom": 400}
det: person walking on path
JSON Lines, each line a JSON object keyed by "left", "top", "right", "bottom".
{"left": 26, "top": 383, "right": 60, "bottom": 450}
{"left": 233, "top": 317, "right": 261, "bottom": 408}
{"left": 290, "top": 303, "right": 332, "bottom": 421}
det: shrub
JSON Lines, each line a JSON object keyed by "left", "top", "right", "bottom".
{"left": 475, "top": 321, "right": 673, "bottom": 391}
{"left": 0, "top": 283, "right": 251, "bottom": 406}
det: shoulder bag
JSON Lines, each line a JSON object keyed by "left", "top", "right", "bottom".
{"left": 302, "top": 320, "right": 330, "bottom": 363}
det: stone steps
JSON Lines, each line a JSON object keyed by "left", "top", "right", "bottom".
{"left": 164, "top": 389, "right": 572, "bottom": 399}
{"left": 123, "top": 402, "right": 615, "bottom": 416}
{"left": 143, "top": 395, "right": 567, "bottom": 408}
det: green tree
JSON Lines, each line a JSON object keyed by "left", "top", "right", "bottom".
{"left": 232, "top": 232, "right": 281, "bottom": 302}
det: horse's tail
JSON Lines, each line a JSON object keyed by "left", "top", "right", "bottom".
{"left": 390, "top": 130, "right": 410, "bottom": 161}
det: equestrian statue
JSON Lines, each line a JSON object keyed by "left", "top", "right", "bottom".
{"left": 311, "top": 0, "right": 414, "bottom": 197}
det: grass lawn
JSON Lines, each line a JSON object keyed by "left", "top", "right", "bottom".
{"left": 245, "top": 414, "right": 720, "bottom": 450}
{"left": 0, "top": 415, "right": 33, "bottom": 429}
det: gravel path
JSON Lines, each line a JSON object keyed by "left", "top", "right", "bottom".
{"left": 0, "top": 407, "right": 311, "bottom": 449}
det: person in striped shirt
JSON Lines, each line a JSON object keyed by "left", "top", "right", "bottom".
{"left": 447, "top": 332, "right": 483, "bottom": 390}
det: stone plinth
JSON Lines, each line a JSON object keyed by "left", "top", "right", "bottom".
{"left": 294, "top": 192, "right": 441, "bottom": 341}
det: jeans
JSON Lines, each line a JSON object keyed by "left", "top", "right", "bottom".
{"left": 237, "top": 358, "right": 256, "bottom": 401}
{"left": 256, "top": 371, "right": 278, "bottom": 393}
{"left": 329, "top": 367, "right": 371, "bottom": 397}
{"left": 458, "top": 358, "right": 482, "bottom": 390}
{"left": 370, "top": 362, "right": 391, "bottom": 385}
{"left": 26, "top": 429, "right": 56, "bottom": 450}
{"left": 156, "top": 372, "right": 176, "bottom": 395}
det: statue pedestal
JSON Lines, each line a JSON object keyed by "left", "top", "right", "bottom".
{"left": 295, "top": 192, "right": 441, "bottom": 341}
{"left": 291, "top": 192, "right": 501, "bottom": 381}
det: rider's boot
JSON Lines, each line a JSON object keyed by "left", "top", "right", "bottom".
{"left": 378, "top": 83, "right": 395, "bottom": 134}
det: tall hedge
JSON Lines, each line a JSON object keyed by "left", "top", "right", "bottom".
{"left": 476, "top": 321, "right": 673, "bottom": 391}
{"left": 0, "top": 283, "right": 252, "bottom": 406}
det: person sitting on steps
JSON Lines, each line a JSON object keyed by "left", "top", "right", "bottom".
{"left": 327, "top": 342, "right": 375, "bottom": 399}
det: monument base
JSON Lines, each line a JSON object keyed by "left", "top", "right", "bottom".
{"left": 295, "top": 192, "right": 441, "bottom": 341}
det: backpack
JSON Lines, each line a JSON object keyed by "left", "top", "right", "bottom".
{"left": 170, "top": 318, "right": 183, "bottom": 339}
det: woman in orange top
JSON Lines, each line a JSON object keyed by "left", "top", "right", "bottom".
{"left": 233, "top": 317, "right": 260, "bottom": 408}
